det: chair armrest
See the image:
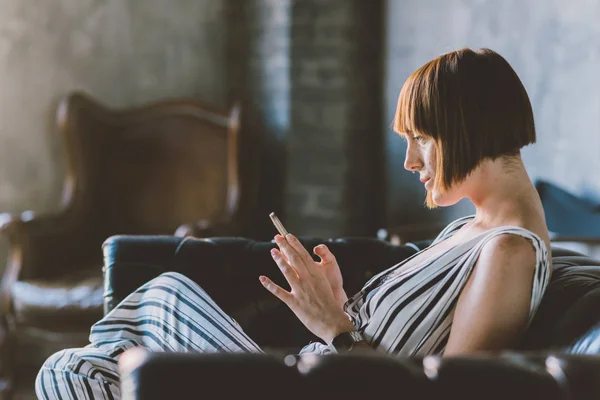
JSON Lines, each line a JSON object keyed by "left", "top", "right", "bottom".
{"left": 0, "top": 208, "right": 100, "bottom": 311}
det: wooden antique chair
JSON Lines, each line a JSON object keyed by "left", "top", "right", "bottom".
{"left": 0, "top": 92, "right": 242, "bottom": 397}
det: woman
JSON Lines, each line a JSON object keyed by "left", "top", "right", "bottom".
{"left": 36, "top": 47, "right": 551, "bottom": 399}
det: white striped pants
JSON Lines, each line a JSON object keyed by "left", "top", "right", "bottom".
{"left": 35, "top": 272, "right": 265, "bottom": 399}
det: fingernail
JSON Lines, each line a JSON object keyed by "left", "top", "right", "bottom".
{"left": 270, "top": 249, "right": 277, "bottom": 258}
{"left": 286, "top": 234, "right": 293, "bottom": 241}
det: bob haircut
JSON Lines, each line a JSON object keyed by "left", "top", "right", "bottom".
{"left": 394, "top": 48, "right": 536, "bottom": 193}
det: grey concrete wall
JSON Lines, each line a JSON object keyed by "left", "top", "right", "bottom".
{"left": 384, "top": 0, "right": 600, "bottom": 227}
{"left": 0, "top": 0, "right": 227, "bottom": 268}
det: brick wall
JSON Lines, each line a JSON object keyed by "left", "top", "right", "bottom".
{"left": 228, "top": 0, "right": 384, "bottom": 239}
{"left": 285, "top": 0, "right": 384, "bottom": 238}
{"left": 226, "top": 0, "right": 291, "bottom": 239}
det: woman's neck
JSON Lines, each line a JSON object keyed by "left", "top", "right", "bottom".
{"left": 465, "top": 156, "right": 541, "bottom": 228}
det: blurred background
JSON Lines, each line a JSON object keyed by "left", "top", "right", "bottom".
{"left": 2, "top": 0, "right": 600, "bottom": 244}
{"left": 2, "top": 0, "right": 600, "bottom": 241}
{"left": 1, "top": 0, "right": 600, "bottom": 397}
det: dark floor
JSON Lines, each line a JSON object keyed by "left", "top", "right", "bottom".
{"left": 14, "top": 366, "right": 38, "bottom": 400}
{"left": 15, "top": 390, "right": 36, "bottom": 400}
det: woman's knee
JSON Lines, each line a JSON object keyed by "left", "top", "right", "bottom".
{"left": 36, "top": 347, "right": 120, "bottom": 399}
{"left": 38, "top": 348, "right": 74, "bottom": 376}
{"left": 35, "top": 349, "right": 76, "bottom": 398}
{"left": 156, "top": 271, "right": 195, "bottom": 285}
{"left": 149, "top": 271, "right": 209, "bottom": 298}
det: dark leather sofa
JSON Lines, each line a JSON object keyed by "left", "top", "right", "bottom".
{"left": 103, "top": 235, "right": 600, "bottom": 400}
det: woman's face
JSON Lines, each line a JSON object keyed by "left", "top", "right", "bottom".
{"left": 403, "top": 133, "right": 459, "bottom": 207}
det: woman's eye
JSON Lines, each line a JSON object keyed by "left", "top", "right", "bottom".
{"left": 414, "top": 135, "right": 424, "bottom": 143}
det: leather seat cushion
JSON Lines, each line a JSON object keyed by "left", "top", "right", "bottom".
{"left": 12, "top": 266, "right": 104, "bottom": 331}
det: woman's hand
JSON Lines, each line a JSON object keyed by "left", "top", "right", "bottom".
{"left": 259, "top": 234, "right": 355, "bottom": 344}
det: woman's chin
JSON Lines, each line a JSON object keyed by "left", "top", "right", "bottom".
{"left": 427, "top": 190, "right": 457, "bottom": 208}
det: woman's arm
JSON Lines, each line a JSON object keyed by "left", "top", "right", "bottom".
{"left": 444, "top": 234, "right": 538, "bottom": 356}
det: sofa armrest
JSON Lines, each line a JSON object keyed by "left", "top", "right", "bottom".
{"left": 118, "top": 348, "right": 431, "bottom": 400}
{"left": 117, "top": 348, "right": 591, "bottom": 400}
{"left": 119, "top": 349, "right": 305, "bottom": 400}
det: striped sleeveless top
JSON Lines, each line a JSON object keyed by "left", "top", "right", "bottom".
{"left": 300, "top": 215, "right": 550, "bottom": 356}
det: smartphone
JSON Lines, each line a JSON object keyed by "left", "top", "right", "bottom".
{"left": 269, "top": 212, "right": 289, "bottom": 237}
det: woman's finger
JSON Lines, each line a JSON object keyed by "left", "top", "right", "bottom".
{"left": 275, "top": 235, "right": 312, "bottom": 277}
{"left": 283, "top": 234, "right": 319, "bottom": 275}
{"left": 259, "top": 275, "right": 293, "bottom": 305}
{"left": 285, "top": 234, "right": 315, "bottom": 266}
{"left": 314, "top": 244, "right": 337, "bottom": 264}
{"left": 271, "top": 248, "right": 300, "bottom": 284}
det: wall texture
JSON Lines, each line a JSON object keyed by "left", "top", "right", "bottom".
{"left": 384, "top": 0, "right": 600, "bottom": 227}
{"left": 0, "top": 0, "right": 227, "bottom": 213}
{"left": 0, "top": 0, "right": 227, "bottom": 267}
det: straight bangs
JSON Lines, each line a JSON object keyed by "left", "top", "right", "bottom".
{"left": 393, "top": 60, "right": 443, "bottom": 141}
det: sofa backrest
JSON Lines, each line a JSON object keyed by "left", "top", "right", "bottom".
{"left": 103, "top": 235, "right": 417, "bottom": 350}
{"left": 103, "top": 236, "right": 600, "bottom": 353}
{"left": 519, "top": 254, "right": 600, "bottom": 353}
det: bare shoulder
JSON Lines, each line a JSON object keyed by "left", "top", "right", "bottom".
{"left": 478, "top": 234, "right": 538, "bottom": 273}
{"left": 446, "top": 232, "right": 543, "bottom": 355}
{"left": 486, "top": 233, "right": 537, "bottom": 253}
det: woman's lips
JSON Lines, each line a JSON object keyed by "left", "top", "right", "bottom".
{"left": 422, "top": 177, "right": 432, "bottom": 190}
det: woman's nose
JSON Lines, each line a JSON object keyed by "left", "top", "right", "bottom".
{"left": 404, "top": 143, "right": 422, "bottom": 172}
